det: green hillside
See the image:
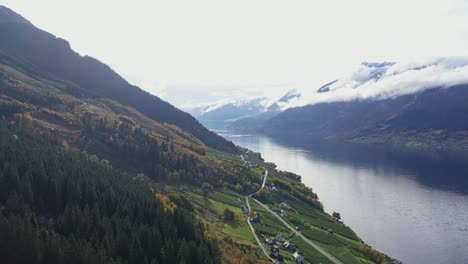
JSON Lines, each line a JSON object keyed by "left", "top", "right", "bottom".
{"left": 0, "top": 5, "right": 392, "bottom": 264}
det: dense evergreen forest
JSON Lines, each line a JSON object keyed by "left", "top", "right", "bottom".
{"left": 0, "top": 122, "right": 221, "bottom": 264}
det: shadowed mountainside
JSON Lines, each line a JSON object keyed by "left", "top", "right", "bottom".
{"left": 0, "top": 5, "right": 236, "bottom": 153}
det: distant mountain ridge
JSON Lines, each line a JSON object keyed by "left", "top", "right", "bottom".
{"left": 185, "top": 90, "right": 300, "bottom": 129}
{"left": 227, "top": 60, "right": 468, "bottom": 151}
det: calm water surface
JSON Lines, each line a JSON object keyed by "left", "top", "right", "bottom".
{"left": 222, "top": 132, "right": 468, "bottom": 264}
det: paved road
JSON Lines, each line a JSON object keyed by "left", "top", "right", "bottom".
{"left": 248, "top": 167, "right": 343, "bottom": 264}
{"left": 250, "top": 169, "right": 268, "bottom": 197}
{"left": 251, "top": 195, "right": 343, "bottom": 264}
{"left": 245, "top": 195, "right": 275, "bottom": 263}
{"left": 245, "top": 170, "right": 275, "bottom": 262}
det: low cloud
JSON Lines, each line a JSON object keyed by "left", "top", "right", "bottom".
{"left": 286, "top": 57, "right": 468, "bottom": 109}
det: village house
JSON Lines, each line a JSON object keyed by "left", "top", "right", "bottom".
{"left": 268, "top": 183, "right": 278, "bottom": 192}
{"left": 250, "top": 212, "right": 262, "bottom": 224}
{"left": 269, "top": 245, "right": 284, "bottom": 262}
{"left": 293, "top": 252, "right": 304, "bottom": 263}
{"left": 274, "top": 235, "right": 286, "bottom": 244}
{"left": 282, "top": 241, "right": 296, "bottom": 252}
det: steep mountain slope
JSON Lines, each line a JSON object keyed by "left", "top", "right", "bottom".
{"left": 0, "top": 6, "right": 262, "bottom": 263}
{"left": 0, "top": 34, "right": 253, "bottom": 193}
{"left": 0, "top": 5, "right": 236, "bottom": 153}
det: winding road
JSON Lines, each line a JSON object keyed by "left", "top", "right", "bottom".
{"left": 245, "top": 170, "right": 275, "bottom": 262}
{"left": 245, "top": 162, "right": 342, "bottom": 264}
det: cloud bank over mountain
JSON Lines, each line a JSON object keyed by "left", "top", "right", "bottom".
{"left": 287, "top": 57, "right": 468, "bottom": 109}
{"left": 185, "top": 57, "right": 468, "bottom": 129}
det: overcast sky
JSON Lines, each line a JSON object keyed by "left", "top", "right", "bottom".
{"left": 3, "top": 0, "right": 468, "bottom": 107}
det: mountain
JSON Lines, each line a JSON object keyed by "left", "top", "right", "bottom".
{"left": 186, "top": 90, "right": 300, "bottom": 130}
{"left": 231, "top": 60, "right": 468, "bottom": 151}
{"left": 317, "top": 62, "right": 395, "bottom": 93}
{"left": 0, "top": 6, "right": 251, "bottom": 263}
{"left": 0, "top": 6, "right": 393, "bottom": 264}
{"left": 0, "top": 6, "right": 31, "bottom": 24}
{"left": 0, "top": 6, "right": 236, "bottom": 153}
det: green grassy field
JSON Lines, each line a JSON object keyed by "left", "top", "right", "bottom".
{"left": 185, "top": 189, "right": 257, "bottom": 246}
{"left": 248, "top": 197, "right": 337, "bottom": 264}
{"left": 268, "top": 191, "right": 376, "bottom": 263}
{"left": 269, "top": 190, "right": 359, "bottom": 239}
{"left": 167, "top": 149, "right": 393, "bottom": 264}
{"left": 249, "top": 197, "right": 292, "bottom": 237}
{"left": 260, "top": 169, "right": 393, "bottom": 264}
{"left": 290, "top": 236, "right": 334, "bottom": 264}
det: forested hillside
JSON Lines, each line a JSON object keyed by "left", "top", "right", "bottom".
{"left": 0, "top": 6, "right": 252, "bottom": 263}
{"left": 0, "top": 5, "right": 236, "bottom": 153}
{"left": 257, "top": 84, "right": 468, "bottom": 151}
{"left": 0, "top": 122, "right": 220, "bottom": 264}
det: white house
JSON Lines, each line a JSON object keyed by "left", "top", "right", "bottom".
{"left": 293, "top": 252, "right": 304, "bottom": 264}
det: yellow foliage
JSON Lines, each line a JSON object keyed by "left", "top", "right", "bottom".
{"left": 234, "top": 183, "right": 243, "bottom": 193}
{"left": 155, "top": 192, "right": 177, "bottom": 214}
{"left": 14, "top": 113, "right": 33, "bottom": 127}
{"left": 359, "top": 245, "right": 384, "bottom": 263}
{"left": 62, "top": 140, "right": 70, "bottom": 151}
{"left": 306, "top": 196, "right": 323, "bottom": 211}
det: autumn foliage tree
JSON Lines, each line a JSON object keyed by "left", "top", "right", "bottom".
{"left": 359, "top": 245, "right": 384, "bottom": 264}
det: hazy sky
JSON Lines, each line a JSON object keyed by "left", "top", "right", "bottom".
{"left": 3, "top": 0, "right": 468, "bottom": 107}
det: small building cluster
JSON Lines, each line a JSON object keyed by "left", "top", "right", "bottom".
{"left": 244, "top": 160, "right": 257, "bottom": 168}
{"left": 268, "top": 183, "right": 278, "bottom": 192}
{"left": 250, "top": 211, "right": 262, "bottom": 224}
{"left": 265, "top": 235, "right": 304, "bottom": 263}
{"left": 269, "top": 243, "right": 283, "bottom": 262}
{"left": 292, "top": 252, "right": 305, "bottom": 263}
{"left": 240, "top": 152, "right": 258, "bottom": 168}
{"left": 272, "top": 208, "right": 288, "bottom": 217}
{"left": 273, "top": 201, "right": 293, "bottom": 223}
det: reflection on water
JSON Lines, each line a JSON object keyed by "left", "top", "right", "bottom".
{"left": 223, "top": 132, "right": 468, "bottom": 264}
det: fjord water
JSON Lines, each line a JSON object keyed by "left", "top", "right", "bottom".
{"left": 222, "top": 132, "right": 468, "bottom": 264}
